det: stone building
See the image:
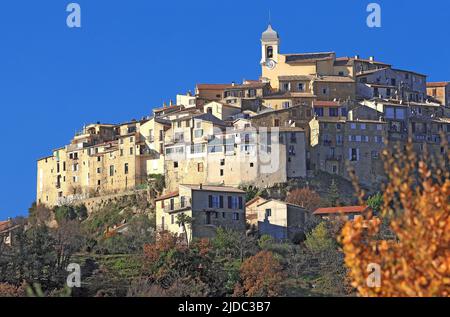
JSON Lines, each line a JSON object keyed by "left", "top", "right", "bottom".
{"left": 163, "top": 113, "right": 307, "bottom": 191}
{"left": 155, "top": 184, "right": 246, "bottom": 240}
{"left": 246, "top": 198, "right": 308, "bottom": 240}
{"left": 37, "top": 120, "right": 163, "bottom": 207}
{"left": 309, "top": 117, "right": 387, "bottom": 187}
{"left": 427, "top": 82, "right": 450, "bottom": 108}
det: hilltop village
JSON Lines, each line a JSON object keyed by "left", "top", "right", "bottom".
{"left": 34, "top": 24, "right": 450, "bottom": 242}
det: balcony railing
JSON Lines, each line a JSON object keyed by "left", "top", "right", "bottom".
{"left": 164, "top": 202, "right": 191, "bottom": 213}
{"left": 326, "top": 155, "right": 342, "bottom": 161}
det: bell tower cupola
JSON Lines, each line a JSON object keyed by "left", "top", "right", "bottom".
{"left": 261, "top": 24, "right": 280, "bottom": 65}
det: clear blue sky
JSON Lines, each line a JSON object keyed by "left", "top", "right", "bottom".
{"left": 0, "top": 0, "right": 449, "bottom": 219}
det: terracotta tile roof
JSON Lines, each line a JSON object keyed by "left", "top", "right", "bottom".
{"left": 153, "top": 105, "right": 182, "bottom": 113}
{"left": 197, "top": 84, "right": 232, "bottom": 90}
{"left": 313, "top": 205, "right": 369, "bottom": 215}
{"left": 181, "top": 184, "right": 246, "bottom": 194}
{"left": 427, "top": 82, "right": 449, "bottom": 87}
{"left": 246, "top": 196, "right": 266, "bottom": 207}
{"left": 284, "top": 52, "right": 335, "bottom": 63}
{"left": 0, "top": 220, "right": 12, "bottom": 232}
{"left": 155, "top": 191, "right": 179, "bottom": 202}
{"left": 313, "top": 101, "right": 340, "bottom": 107}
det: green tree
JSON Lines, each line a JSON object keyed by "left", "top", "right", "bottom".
{"left": 366, "top": 192, "right": 383, "bottom": 215}
{"left": 328, "top": 179, "right": 340, "bottom": 207}
{"left": 176, "top": 213, "right": 193, "bottom": 246}
{"left": 304, "top": 222, "right": 335, "bottom": 253}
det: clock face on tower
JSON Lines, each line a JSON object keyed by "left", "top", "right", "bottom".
{"left": 265, "top": 59, "right": 276, "bottom": 70}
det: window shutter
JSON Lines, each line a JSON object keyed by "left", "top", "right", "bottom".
{"left": 348, "top": 148, "right": 352, "bottom": 160}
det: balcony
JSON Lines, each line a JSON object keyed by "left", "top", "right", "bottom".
{"left": 326, "top": 155, "right": 342, "bottom": 161}
{"left": 164, "top": 201, "right": 191, "bottom": 213}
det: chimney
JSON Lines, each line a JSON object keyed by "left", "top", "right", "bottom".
{"left": 170, "top": 100, "right": 174, "bottom": 107}
{"left": 163, "top": 102, "right": 167, "bottom": 108}
{"left": 354, "top": 55, "right": 360, "bottom": 59}
{"left": 369, "top": 56, "right": 375, "bottom": 62}
{"left": 231, "top": 81, "right": 236, "bottom": 86}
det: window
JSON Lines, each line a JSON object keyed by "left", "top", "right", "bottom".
{"left": 265, "top": 209, "right": 272, "bottom": 218}
{"left": 385, "top": 107, "right": 395, "bottom": 119}
{"left": 395, "top": 108, "right": 405, "bottom": 120}
{"left": 314, "top": 108, "right": 324, "bottom": 117}
{"left": 124, "top": 163, "right": 129, "bottom": 174}
{"left": 228, "top": 196, "right": 239, "bottom": 209}
{"left": 130, "top": 136, "right": 134, "bottom": 143}
{"left": 377, "top": 124, "right": 383, "bottom": 131}
{"left": 222, "top": 212, "right": 226, "bottom": 218}
{"left": 97, "top": 167, "right": 101, "bottom": 174}
{"left": 194, "top": 129, "right": 203, "bottom": 138}
{"left": 97, "top": 180, "right": 101, "bottom": 186}
{"left": 297, "top": 83, "right": 304, "bottom": 91}
{"left": 219, "top": 196, "right": 224, "bottom": 208}
{"left": 177, "top": 121, "right": 182, "bottom": 128}
{"left": 97, "top": 156, "right": 101, "bottom": 162}
{"left": 129, "top": 147, "right": 133, "bottom": 155}
{"left": 274, "top": 119, "right": 280, "bottom": 127}
{"left": 220, "top": 169, "right": 224, "bottom": 176}
{"left": 282, "top": 82, "right": 290, "bottom": 92}
{"left": 282, "top": 101, "right": 290, "bottom": 109}
{"left": 250, "top": 163, "right": 254, "bottom": 167}
{"left": 267, "top": 46, "right": 273, "bottom": 58}
{"left": 336, "top": 123, "right": 342, "bottom": 130}
{"left": 329, "top": 108, "right": 339, "bottom": 117}
{"left": 288, "top": 145, "right": 296, "bottom": 156}
{"left": 174, "top": 161, "right": 178, "bottom": 168}
{"left": 220, "top": 159, "right": 225, "bottom": 166}
{"left": 290, "top": 133, "right": 297, "bottom": 143}
{"left": 338, "top": 71, "right": 345, "bottom": 76}
{"left": 209, "top": 195, "right": 219, "bottom": 208}
{"left": 360, "top": 123, "right": 366, "bottom": 130}
{"left": 349, "top": 148, "right": 359, "bottom": 161}
{"left": 109, "top": 165, "right": 114, "bottom": 177}
{"left": 391, "top": 78, "right": 396, "bottom": 86}
{"left": 197, "top": 162, "right": 203, "bottom": 172}
{"left": 120, "top": 149, "right": 124, "bottom": 156}
{"left": 232, "top": 213, "right": 240, "bottom": 221}
{"left": 371, "top": 151, "right": 379, "bottom": 159}
{"left": 238, "top": 197, "right": 243, "bottom": 209}
{"left": 322, "top": 88, "right": 328, "bottom": 95}
{"left": 171, "top": 214, "right": 175, "bottom": 225}
{"left": 63, "top": 162, "right": 66, "bottom": 171}
{"left": 350, "top": 123, "right": 357, "bottom": 129}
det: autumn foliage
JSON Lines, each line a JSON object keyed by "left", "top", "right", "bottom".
{"left": 286, "top": 187, "right": 323, "bottom": 211}
{"left": 234, "top": 251, "right": 285, "bottom": 297}
{"left": 0, "top": 282, "right": 26, "bottom": 297}
{"left": 341, "top": 141, "right": 450, "bottom": 297}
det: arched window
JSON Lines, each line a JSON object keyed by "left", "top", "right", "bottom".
{"left": 267, "top": 46, "right": 273, "bottom": 58}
